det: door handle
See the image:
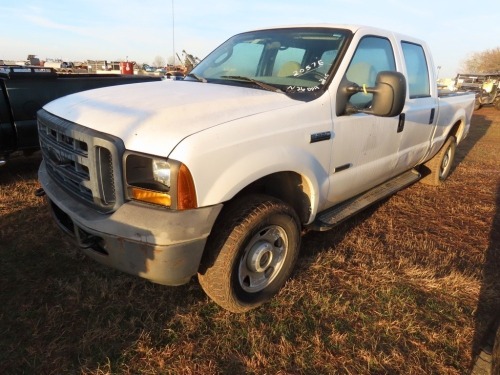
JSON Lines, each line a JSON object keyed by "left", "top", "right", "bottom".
{"left": 397, "top": 113, "right": 405, "bottom": 133}
{"left": 429, "top": 108, "right": 436, "bottom": 124}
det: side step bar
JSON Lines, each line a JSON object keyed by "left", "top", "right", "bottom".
{"left": 309, "top": 169, "right": 421, "bottom": 231}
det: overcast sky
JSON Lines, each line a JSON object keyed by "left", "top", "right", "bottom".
{"left": 1, "top": 0, "right": 499, "bottom": 78}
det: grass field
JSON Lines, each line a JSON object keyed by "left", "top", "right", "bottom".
{"left": 1, "top": 107, "right": 499, "bottom": 374}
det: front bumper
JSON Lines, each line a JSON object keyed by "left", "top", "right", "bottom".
{"left": 39, "top": 161, "right": 223, "bottom": 286}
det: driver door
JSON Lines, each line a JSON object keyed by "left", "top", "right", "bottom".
{"left": 327, "top": 35, "right": 403, "bottom": 205}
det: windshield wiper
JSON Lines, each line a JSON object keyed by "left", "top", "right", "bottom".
{"left": 221, "top": 76, "right": 283, "bottom": 93}
{"left": 186, "top": 73, "right": 207, "bottom": 83}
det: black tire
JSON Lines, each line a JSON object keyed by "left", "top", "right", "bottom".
{"left": 493, "top": 323, "right": 500, "bottom": 375}
{"left": 474, "top": 99, "right": 482, "bottom": 111}
{"left": 420, "top": 136, "right": 456, "bottom": 186}
{"left": 198, "top": 195, "right": 301, "bottom": 313}
{"left": 494, "top": 99, "right": 500, "bottom": 111}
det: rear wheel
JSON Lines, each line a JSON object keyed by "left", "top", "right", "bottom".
{"left": 420, "top": 136, "right": 456, "bottom": 186}
{"left": 198, "top": 195, "right": 301, "bottom": 313}
{"left": 474, "top": 98, "right": 482, "bottom": 111}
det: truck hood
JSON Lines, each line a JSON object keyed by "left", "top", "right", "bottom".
{"left": 43, "top": 80, "right": 300, "bottom": 157}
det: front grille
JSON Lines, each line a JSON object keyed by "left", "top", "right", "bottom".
{"left": 38, "top": 109, "right": 125, "bottom": 213}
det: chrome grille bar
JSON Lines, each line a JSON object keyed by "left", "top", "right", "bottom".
{"left": 38, "top": 109, "right": 125, "bottom": 213}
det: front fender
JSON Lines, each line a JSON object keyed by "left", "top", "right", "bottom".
{"left": 202, "top": 145, "right": 329, "bottom": 223}
{"left": 169, "top": 98, "right": 333, "bottom": 222}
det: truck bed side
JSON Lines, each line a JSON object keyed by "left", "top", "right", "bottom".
{"left": 0, "top": 66, "right": 161, "bottom": 159}
{"left": 425, "top": 91, "right": 475, "bottom": 161}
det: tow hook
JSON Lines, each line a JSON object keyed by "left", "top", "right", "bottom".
{"left": 35, "top": 187, "right": 46, "bottom": 197}
{"left": 80, "top": 235, "right": 100, "bottom": 249}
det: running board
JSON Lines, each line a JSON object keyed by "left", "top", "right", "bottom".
{"left": 310, "top": 169, "right": 421, "bottom": 231}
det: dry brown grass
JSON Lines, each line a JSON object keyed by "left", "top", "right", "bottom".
{"left": 1, "top": 108, "right": 499, "bottom": 374}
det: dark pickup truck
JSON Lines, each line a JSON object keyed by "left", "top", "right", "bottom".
{"left": 0, "top": 66, "right": 161, "bottom": 166}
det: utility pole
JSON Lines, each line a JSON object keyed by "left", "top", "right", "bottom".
{"left": 172, "top": 0, "right": 175, "bottom": 66}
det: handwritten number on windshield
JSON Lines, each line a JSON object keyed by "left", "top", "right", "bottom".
{"left": 292, "top": 60, "right": 324, "bottom": 77}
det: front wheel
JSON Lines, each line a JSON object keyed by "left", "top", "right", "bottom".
{"left": 198, "top": 195, "right": 301, "bottom": 313}
{"left": 420, "top": 136, "right": 456, "bottom": 186}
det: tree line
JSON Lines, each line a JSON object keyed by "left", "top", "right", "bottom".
{"left": 462, "top": 47, "right": 500, "bottom": 73}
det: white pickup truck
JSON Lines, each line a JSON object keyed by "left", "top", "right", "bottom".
{"left": 37, "top": 25, "right": 475, "bottom": 312}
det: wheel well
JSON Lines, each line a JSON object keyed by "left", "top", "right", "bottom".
{"left": 233, "top": 172, "right": 312, "bottom": 225}
{"left": 448, "top": 120, "right": 464, "bottom": 144}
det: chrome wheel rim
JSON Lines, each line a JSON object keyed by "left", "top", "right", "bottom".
{"left": 440, "top": 146, "right": 452, "bottom": 179}
{"left": 238, "top": 225, "right": 288, "bottom": 293}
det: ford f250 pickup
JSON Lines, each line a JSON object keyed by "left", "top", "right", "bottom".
{"left": 0, "top": 66, "right": 161, "bottom": 166}
{"left": 37, "top": 25, "right": 475, "bottom": 312}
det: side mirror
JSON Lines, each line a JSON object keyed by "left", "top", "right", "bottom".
{"left": 337, "top": 71, "right": 407, "bottom": 117}
{"left": 365, "top": 71, "right": 406, "bottom": 117}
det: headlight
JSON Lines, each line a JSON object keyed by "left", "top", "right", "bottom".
{"left": 125, "top": 153, "right": 197, "bottom": 210}
{"left": 153, "top": 160, "right": 171, "bottom": 187}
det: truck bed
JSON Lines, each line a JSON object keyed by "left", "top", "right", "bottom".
{"left": 0, "top": 66, "right": 161, "bottom": 162}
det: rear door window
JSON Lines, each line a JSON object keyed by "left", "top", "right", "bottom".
{"left": 401, "top": 42, "right": 430, "bottom": 98}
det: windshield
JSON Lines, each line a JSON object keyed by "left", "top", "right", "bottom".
{"left": 189, "top": 27, "right": 351, "bottom": 97}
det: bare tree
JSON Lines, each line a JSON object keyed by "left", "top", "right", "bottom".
{"left": 153, "top": 55, "right": 166, "bottom": 68}
{"left": 461, "top": 47, "right": 500, "bottom": 73}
